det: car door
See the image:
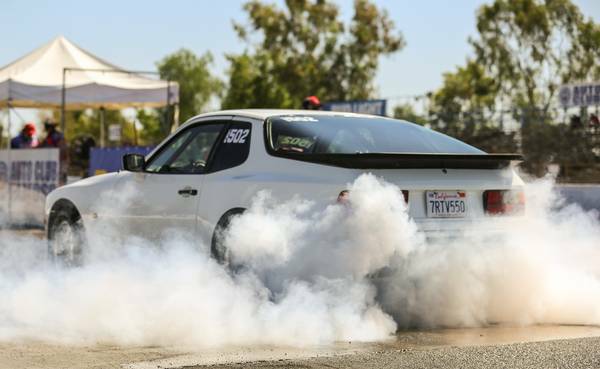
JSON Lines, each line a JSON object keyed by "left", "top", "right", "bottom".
{"left": 195, "top": 118, "right": 254, "bottom": 245}
{"left": 119, "top": 121, "right": 228, "bottom": 240}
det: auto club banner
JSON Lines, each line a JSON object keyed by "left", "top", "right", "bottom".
{"left": 558, "top": 82, "right": 600, "bottom": 108}
{"left": 322, "top": 99, "right": 387, "bottom": 116}
{"left": 0, "top": 148, "right": 60, "bottom": 225}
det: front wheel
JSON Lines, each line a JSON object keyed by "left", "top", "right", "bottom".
{"left": 48, "top": 208, "right": 85, "bottom": 266}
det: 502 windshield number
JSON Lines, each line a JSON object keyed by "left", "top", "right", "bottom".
{"left": 223, "top": 129, "right": 250, "bottom": 144}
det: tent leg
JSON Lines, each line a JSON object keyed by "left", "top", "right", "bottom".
{"left": 132, "top": 113, "right": 138, "bottom": 146}
{"left": 165, "top": 81, "right": 172, "bottom": 135}
{"left": 61, "top": 68, "right": 66, "bottom": 133}
{"left": 5, "top": 103, "right": 12, "bottom": 226}
{"left": 173, "top": 103, "right": 180, "bottom": 131}
{"left": 99, "top": 107, "right": 106, "bottom": 148}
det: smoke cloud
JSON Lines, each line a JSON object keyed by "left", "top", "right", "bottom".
{"left": 0, "top": 173, "right": 598, "bottom": 348}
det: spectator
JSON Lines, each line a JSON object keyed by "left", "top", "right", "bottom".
{"left": 40, "top": 119, "right": 68, "bottom": 184}
{"left": 11, "top": 123, "right": 39, "bottom": 149}
{"left": 302, "top": 95, "right": 322, "bottom": 110}
{"left": 590, "top": 113, "right": 599, "bottom": 132}
{"left": 40, "top": 119, "right": 66, "bottom": 148}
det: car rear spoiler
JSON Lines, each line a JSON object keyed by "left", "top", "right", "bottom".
{"left": 274, "top": 152, "right": 524, "bottom": 170}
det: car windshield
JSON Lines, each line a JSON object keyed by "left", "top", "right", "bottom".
{"left": 266, "top": 115, "right": 484, "bottom": 155}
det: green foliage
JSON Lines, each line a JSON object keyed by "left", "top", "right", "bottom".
{"left": 425, "top": 0, "right": 600, "bottom": 180}
{"left": 470, "top": 0, "right": 600, "bottom": 110}
{"left": 430, "top": 61, "right": 498, "bottom": 126}
{"left": 136, "top": 109, "right": 164, "bottom": 146}
{"left": 50, "top": 110, "right": 131, "bottom": 146}
{"left": 157, "top": 49, "right": 223, "bottom": 123}
{"left": 426, "top": 61, "right": 517, "bottom": 153}
{"left": 222, "top": 0, "right": 404, "bottom": 109}
{"left": 392, "top": 103, "right": 426, "bottom": 125}
{"left": 454, "top": 124, "right": 519, "bottom": 154}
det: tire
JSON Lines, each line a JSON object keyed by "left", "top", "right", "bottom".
{"left": 210, "top": 208, "right": 245, "bottom": 267}
{"left": 48, "top": 207, "right": 86, "bottom": 267}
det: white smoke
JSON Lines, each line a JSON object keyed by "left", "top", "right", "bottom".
{"left": 376, "top": 178, "right": 600, "bottom": 328}
{"left": 0, "top": 173, "right": 599, "bottom": 348}
{"left": 225, "top": 174, "right": 421, "bottom": 282}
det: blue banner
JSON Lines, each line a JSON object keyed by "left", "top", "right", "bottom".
{"left": 89, "top": 146, "right": 154, "bottom": 177}
{"left": 322, "top": 99, "right": 387, "bottom": 116}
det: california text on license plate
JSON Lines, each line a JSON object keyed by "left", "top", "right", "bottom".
{"left": 426, "top": 191, "right": 468, "bottom": 218}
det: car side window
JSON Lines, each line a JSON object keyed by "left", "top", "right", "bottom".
{"left": 209, "top": 121, "right": 252, "bottom": 173}
{"left": 145, "top": 129, "right": 194, "bottom": 173}
{"left": 145, "top": 124, "right": 225, "bottom": 174}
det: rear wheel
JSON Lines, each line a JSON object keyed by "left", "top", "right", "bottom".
{"left": 48, "top": 207, "right": 85, "bottom": 266}
{"left": 211, "top": 208, "right": 245, "bottom": 267}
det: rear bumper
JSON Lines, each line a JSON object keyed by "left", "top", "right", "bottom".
{"left": 413, "top": 217, "right": 520, "bottom": 242}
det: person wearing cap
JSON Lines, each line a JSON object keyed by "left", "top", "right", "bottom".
{"left": 11, "top": 123, "right": 39, "bottom": 149}
{"left": 40, "top": 119, "right": 66, "bottom": 149}
{"left": 40, "top": 119, "right": 68, "bottom": 184}
{"left": 302, "top": 95, "right": 322, "bottom": 110}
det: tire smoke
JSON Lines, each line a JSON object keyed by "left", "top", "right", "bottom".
{"left": 0, "top": 174, "right": 598, "bottom": 348}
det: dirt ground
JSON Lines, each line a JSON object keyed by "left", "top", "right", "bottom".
{"left": 1, "top": 325, "right": 599, "bottom": 369}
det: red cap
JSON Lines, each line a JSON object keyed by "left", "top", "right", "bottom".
{"left": 305, "top": 95, "right": 321, "bottom": 106}
{"left": 24, "top": 123, "right": 36, "bottom": 134}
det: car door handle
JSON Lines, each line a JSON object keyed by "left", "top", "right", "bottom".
{"left": 178, "top": 187, "right": 198, "bottom": 197}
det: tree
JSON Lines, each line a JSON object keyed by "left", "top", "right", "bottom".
{"left": 468, "top": 0, "right": 600, "bottom": 175}
{"left": 157, "top": 49, "right": 223, "bottom": 124}
{"left": 392, "top": 103, "right": 427, "bottom": 125}
{"left": 425, "top": 0, "right": 600, "bottom": 174}
{"left": 222, "top": 0, "right": 404, "bottom": 109}
{"left": 428, "top": 60, "right": 499, "bottom": 134}
{"left": 136, "top": 109, "right": 164, "bottom": 146}
{"left": 427, "top": 61, "right": 517, "bottom": 154}
{"left": 470, "top": 0, "right": 600, "bottom": 112}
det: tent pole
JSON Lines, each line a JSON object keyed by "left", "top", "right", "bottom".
{"left": 174, "top": 103, "right": 180, "bottom": 129}
{"left": 61, "top": 68, "right": 66, "bottom": 133}
{"left": 165, "top": 80, "right": 171, "bottom": 135}
{"left": 132, "top": 113, "right": 138, "bottom": 146}
{"left": 99, "top": 107, "right": 106, "bottom": 148}
{"left": 6, "top": 97, "right": 12, "bottom": 226}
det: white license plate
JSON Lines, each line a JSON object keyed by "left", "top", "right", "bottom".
{"left": 426, "top": 191, "right": 468, "bottom": 218}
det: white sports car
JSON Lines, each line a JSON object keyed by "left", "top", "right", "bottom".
{"left": 46, "top": 109, "right": 524, "bottom": 265}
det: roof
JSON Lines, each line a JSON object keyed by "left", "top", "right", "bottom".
{"left": 189, "top": 109, "right": 383, "bottom": 122}
{"left": 0, "top": 36, "right": 178, "bottom": 109}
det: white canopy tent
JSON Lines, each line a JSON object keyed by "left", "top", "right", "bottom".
{"left": 0, "top": 36, "right": 178, "bottom": 111}
{"left": 0, "top": 36, "right": 179, "bottom": 225}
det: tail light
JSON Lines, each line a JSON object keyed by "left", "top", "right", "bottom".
{"left": 483, "top": 190, "right": 525, "bottom": 215}
{"left": 336, "top": 190, "right": 409, "bottom": 204}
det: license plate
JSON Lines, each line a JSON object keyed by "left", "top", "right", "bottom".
{"left": 426, "top": 191, "right": 468, "bottom": 218}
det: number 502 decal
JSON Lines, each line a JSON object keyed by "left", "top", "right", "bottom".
{"left": 223, "top": 129, "right": 250, "bottom": 144}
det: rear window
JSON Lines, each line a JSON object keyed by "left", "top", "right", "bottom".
{"left": 266, "top": 115, "right": 484, "bottom": 155}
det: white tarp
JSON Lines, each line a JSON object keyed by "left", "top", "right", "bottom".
{"left": 0, "top": 148, "right": 59, "bottom": 225}
{"left": 0, "top": 36, "right": 178, "bottom": 109}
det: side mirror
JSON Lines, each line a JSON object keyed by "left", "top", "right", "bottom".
{"left": 122, "top": 153, "right": 145, "bottom": 172}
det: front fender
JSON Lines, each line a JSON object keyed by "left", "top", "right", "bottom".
{"left": 45, "top": 172, "right": 123, "bottom": 224}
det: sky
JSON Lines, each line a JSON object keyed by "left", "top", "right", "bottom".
{"left": 1, "top": 0, "right": 599, "bottom": 113}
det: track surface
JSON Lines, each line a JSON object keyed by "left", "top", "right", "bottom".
{"left": 1, "top": 325, "right": 599, "bottom": 369}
